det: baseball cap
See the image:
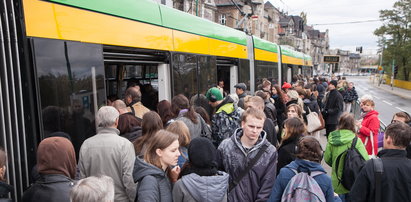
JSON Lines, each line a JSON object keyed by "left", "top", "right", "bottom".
{"left": 206, "top": 87, "right": 223, "bottom": 102}
{"left": 234, "top": 83, "right": 247, "bottom": 91}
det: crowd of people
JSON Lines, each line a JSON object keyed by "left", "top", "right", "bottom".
{"left": 10, "top": 74, "right": 411, "bottom": 202}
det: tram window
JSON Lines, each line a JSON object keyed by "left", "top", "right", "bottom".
{"left": 124, "top": 64, "right": 143, "bottom": 78}
{"left": 172, "top": 53, "right": 198, "bottom": 99}
{"left": 32, "top": 38, "right": 105, "bottom": 158}
{"left": 255, "top": 60, "right": 279, "bottom": 88}
{"left": 238, "top": 59, "right": 250, "bottom": 90}
{"left": 198, "top": 56, "right": 216, "bottom": 94}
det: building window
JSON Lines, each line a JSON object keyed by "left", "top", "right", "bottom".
{"left": 219, "top": 14, "right": 226, "bottom": 25}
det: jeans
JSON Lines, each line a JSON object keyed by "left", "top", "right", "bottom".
{"left": 339, "top": 193, "right": 351, "bottom": 202}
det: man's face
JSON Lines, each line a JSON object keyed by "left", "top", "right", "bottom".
{"left": 392, "top": 115, "right": 407, "bottom": 123}
{"left": 241, "top": 116, "right": 265, "bottom": 142}
{"left": 348, "top": 83, "right": 354, "bottom": 89}
{"left": 218, "top": 81, "right": 224, "bottom": 88}
{"left": 328, "top": 84, "right": 335, "bottom": 90}
{"left": 236, "top": 88, "right": 244, "bottom": 95}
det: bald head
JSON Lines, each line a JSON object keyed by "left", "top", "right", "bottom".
{"left": 112, "top": 100, "right": 128, "bottom": 114}
{"left": 124, "top": 87, "right": 141, "bottom": 105}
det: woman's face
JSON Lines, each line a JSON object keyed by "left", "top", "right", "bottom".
{"left": 157, "top": 140, "right": 180, "bottom": 170}
{"left": 287, "top": 107, "right": 299, "bottom": 118}
{"left": 271, "top": 87, "right": 278, "bottom": 95}
{"left": 361, "top": 102, "right": 374, "bottom": 112}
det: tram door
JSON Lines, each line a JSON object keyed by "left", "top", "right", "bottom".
{"left": 103, "top": 47, "right": 170, "bottom": 111}
{"left": 217, "top": 65, "right": 238, "bottom": 96}
{"left": 287, "top": 66, "right": 292, "bottom": 82}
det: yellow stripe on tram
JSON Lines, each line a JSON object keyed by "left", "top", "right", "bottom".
{"left": 254, "top": 48, "right": 278, "bottom": 62}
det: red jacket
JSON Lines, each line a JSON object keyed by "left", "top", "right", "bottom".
{"left": 358, "top": 110, "right": 380, "bottom": 155}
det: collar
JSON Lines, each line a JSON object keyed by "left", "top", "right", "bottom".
{"left": 97, "top": 127, "right": 120, "bottom": 135}
{"left": 377, "top": 149, "right": 407, "bottom": 158}
{"left": 216, "top": 96, "right": 234, "bottom": 109}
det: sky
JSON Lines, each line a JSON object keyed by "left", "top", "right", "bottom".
{"left": 268, "top": 0, "right": 398, "bottom": 54}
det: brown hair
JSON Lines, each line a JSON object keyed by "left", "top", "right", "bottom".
{"left": 241, "top": 108, "right": 266, "bottom": 123}
{"left": 0, "top": 147, "right": 6, "bottom": 181}
{"left": 134, "top": 111, "right": 163, "bottom": 155}
{"left": 157, "top": 100, "right": 174, "bottom": 127}
{"left": 287, "top": 104, "right": 303, "bottom": 119}
{"left": 337, "top": 113, "right": 356, "bottom": 133}
{"left": 144, "top": 130, "right": 179, "bottom": 169}
{"left": 166, "top": 121, "right": 191, "bottom": 147}
{"left": 296, "top": 88, "right": 307, "bottom": 98}
{"left": 295, "top": 136, "right": 323, "bottom": 163}
{"left": 282, "top": 117, "right": 305, "bottom": 143}
{"left": 255, "top": 90, "right": 269, "bottom": 100}
{"left": 172, "top": 94, "right": 198, "bottom": 124}
{"left": 385, "top": 122, "right": 411, "bottom": 148}
{"left": 392, "top": 111, "right": 411, "bottom": 123}
{"left": 195, "top": 106, "right": 211, "bottom": 125}
{"left": 244, "top": 96, "right": 265, "bottom": 110}
{"left": 272, "top": 84, "right": 286, "bottom": 104}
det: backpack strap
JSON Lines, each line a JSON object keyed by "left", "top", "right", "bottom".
{"left": 335, "top": 136, "right": 358, "bottom": 184}
{"left": 229, "top": 144, "right": 268, "bottom": 191}
{"left": 373, "top": 158, "right": 384, "bottom": 202}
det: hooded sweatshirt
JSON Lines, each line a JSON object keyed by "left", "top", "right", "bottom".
{"left": 324, "top": 129, "right": 369, "bottom": 194}
{"left": 173, "top": 171, "right": 229, "bottom": 202}
{"left": 133, "top": 157, "right": 172, "bottom": 202}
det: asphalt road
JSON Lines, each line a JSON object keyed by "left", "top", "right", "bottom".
{"left": 348, "top": 76, "right": 411, "bottom": 126}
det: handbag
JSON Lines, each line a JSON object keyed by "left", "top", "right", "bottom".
{"left": 377, "top": 131, "right": 384, "bottom": 148}
{"left": 306, "top": 107, "right": 322, "bottom": 133}
{"left": 364, "top": 131, "right": 377, "bottom": 159}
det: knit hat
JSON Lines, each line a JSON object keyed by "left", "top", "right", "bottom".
{"left": 329, "top": 80, "right": 338, "bottom": 87}
{"left": 206, "top": 87, "right": 223, "bottom": 102}
{"left": 282, "top": 82, "right": 292, "bottom": 89}
{"left": 188, "top": 137, "right": 217, "bottom": 169}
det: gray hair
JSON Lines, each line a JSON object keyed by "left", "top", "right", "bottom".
{"left": 96, "top": 106, "right": 119, "bottom": 128}
{"left": 70, "top": 175, "right": 115, "bottom": 202}
{"left": 112, "top": 99, "right": 127, "bottom": 110}
{"left": 360, "top": 94, "right": 373, "bottom": 102}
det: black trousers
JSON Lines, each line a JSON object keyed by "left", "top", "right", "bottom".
{"left": 325, "top": 124, "right": 337, "bottom": 138}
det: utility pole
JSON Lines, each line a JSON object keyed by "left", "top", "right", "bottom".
{"left": 391, "top": 59, "right": 395, "bottom": 90}
{"left": 378, "top": 48, "right": 383, "bottom": 86}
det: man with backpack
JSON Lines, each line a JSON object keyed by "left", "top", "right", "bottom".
{"left": 350, "top": 122, "right": 411, "bottom": 202}
{"left": 217, "top": 108, "right": 277, "bottom": 201}
{"left": 206, "top": 87, "right": 242, "bottom": 147}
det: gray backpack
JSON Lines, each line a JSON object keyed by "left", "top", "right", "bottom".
{"left": 281, "top": 168, "right": 326, "bottom": 202}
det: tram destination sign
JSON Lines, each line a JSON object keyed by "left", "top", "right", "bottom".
{"left": 324, "top": 55, "right": 339, "bottom": 63}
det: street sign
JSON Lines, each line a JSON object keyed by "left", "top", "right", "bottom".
{"left": 324, "top": 55, "right": 339, "bottom": 63}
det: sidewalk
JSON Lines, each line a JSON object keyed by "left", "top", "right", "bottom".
{"left": 368, "top": 77, "right": 411, "bottom": 100}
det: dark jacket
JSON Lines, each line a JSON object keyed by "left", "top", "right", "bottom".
{"left": 211, "top": 96, "right": 242, "bottom": 147}
{"left": 0, "top": 182, "right": 12, "bottom": 202}
{"left": 172, "top": 171, "right": 229, "bottom": 202}
{"left": 343, "top": 87, "right": 358, "bottom": 103}
{"left": 277, "top": 136, "right": 301, "bottom": 173}
{"left": 350, "top": 149, "right": 411, "bottom": 202}
{"left": 217, "top": 128, "right": 277, "bottom": 202}
{"left": 317, "top": 83, "right": 326, "bottom": 100}
{"left": 22, "top": 174, "right": 75, "bottom": 202}
{"left": 264, "top": 118, "right": 278, "bottom": 147}
{"left": 324, "top": 89, "right": 344, "bottom": 125}
{"left": 268, "top": 159, "right": 339, "bottom": 202}
{"left": 264, "top": 100, "right": 278, "bottom": 125}
{"left": 133, "top": 157, "right": 172, "bottom": 202}
{"left": 237, "top": 93, "right": 247, "bottom": 109}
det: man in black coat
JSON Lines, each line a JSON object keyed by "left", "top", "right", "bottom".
{"left": 350, "top": 122, "right": 411, "bottom": 202}
{"left": 323, "top": 80, "right": 343, "bottom": 137}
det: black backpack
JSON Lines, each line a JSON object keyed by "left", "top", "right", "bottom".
{"left": 335, "top": 136, "right": 366, "bottom": 190}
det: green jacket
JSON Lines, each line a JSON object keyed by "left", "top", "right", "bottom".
{"left": 324, "top": 129, "right": 369, "bottom": 194}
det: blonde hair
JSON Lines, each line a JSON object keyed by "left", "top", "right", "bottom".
{"left": 166, "top": 121, "right": 191, "bottom": 147}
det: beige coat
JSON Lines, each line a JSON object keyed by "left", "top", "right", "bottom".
{"left": 78, "top": 127, "right": 136, "bottom": 202}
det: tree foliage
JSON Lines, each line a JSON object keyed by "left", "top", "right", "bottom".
{"left": 374, "top": 0, "right": 411, "bottom": 80}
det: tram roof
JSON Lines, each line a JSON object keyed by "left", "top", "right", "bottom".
{"left": 45, "top": 0, "right": 248, "bottom": 46}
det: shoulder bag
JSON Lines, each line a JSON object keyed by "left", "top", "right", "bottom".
{"left": 306, "top": 107, "right": 322, "bottom": 133}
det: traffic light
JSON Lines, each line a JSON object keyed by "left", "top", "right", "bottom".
{"left": 356, "top": 46, "right": 363, "bottom": 53}
{"left": 394, "top": 65, "right": 398, "bottom": 76}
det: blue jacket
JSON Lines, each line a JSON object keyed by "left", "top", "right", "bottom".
{"left": 268, "top": 159, "right": 340, "bottom": 202}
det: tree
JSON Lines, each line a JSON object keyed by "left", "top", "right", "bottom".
{"left": 374, "top": 0, "right": 411, "bottom": 81}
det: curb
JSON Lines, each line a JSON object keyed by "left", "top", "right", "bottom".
{"left": 370, "top": 81, "right": 411, "bottom": 100}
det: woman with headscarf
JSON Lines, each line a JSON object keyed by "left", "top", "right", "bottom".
{"left": 22, "top": 137, "right": 77, "bottom": 202}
